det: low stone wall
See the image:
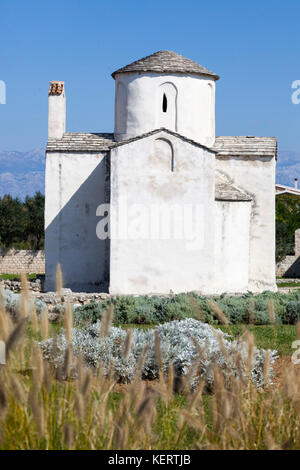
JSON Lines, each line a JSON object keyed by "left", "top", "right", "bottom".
{"left": 0, "top": 249, "right": 45, "bottom": 274}
{"left": 276, "top": 256, "right": 300, "bottom": 277}
{"left": 0, "top": 278, "right": 43, "bottom": 293}
{"left": 33, "top": 290, "right": 111, "bottom": 307}
{"left": 32, "top": 290, "right": 111, "bottom": 318}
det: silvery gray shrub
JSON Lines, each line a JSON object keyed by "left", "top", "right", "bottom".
{"left": 40, "top": 318, "right": 277, "bottom": 388}
{"left": 1, "top": 287, "right": 47, "bottom": 317}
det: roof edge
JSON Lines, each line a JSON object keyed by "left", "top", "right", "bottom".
{"left": 111, "top": 70, "right": 220, "bottom": 80}
{"left": 111, "top": 128, "right": 216, "bottom": 152}
{"left": 213, "top": 136, "right": 278, "bottom": 159}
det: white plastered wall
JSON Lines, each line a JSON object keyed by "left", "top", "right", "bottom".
{"left": 45, "top": 151, "right": 109, "bottom": 292}
{"left": 109, "top": 131, "right": 216, "bottom": 295}
{"left": 214, "top": 200, "right": 251, "bottom": 294}
{"left": 114, "top": 73, "right": 215, "bottom": 147}
{"left": 48, "top": 92, "right": 66, "bottom": 139}
{"left": 215, "top": 156, "right": 277, "bottom": 292}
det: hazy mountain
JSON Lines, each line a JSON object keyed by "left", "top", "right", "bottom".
{"left": 0, "top": 147, "right": 299, "bottom": 199}
{"left": 276, "top": 151, "right": 300, "bottom": 187}
{"left": 0, "top": 148, "right": 45, "bottom": 199}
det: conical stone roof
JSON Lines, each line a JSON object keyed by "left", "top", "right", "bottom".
{"left": 112, "top": 50, "right": 219, "bottom": 80}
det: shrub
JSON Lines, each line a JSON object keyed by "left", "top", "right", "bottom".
{"left": 1, "top": 287, "right": 46, "bottom": 317}
{"left": 73, "top": 294, "right": 197, "bottom": 327}
{"left": 285, "top": 301, "right": 300, "bottom": 324}
{"left": 73, "top": 300, "right": 108, "bottom": 327}
{"left": 40, "top": 318, "right": 277, "bottom": 388}
{"left": 72, "top": 290, "right": 300, "bottom": 327}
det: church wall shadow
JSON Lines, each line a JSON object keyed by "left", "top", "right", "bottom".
{"left": 284, "top": 256, "right": 300, "bottom": 278}
{"left": 45, "top": 155, "right": 110, "bottom": 292}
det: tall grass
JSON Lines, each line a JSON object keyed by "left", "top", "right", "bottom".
{"left": 0, "top": 280, "right": 300, "bottom": 450}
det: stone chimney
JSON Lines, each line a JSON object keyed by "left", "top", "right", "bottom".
{"left": 48, "top": 81, "right": 66, "bottom": 139}
{"left": 295, "top": 177, "right": 298, "bottom": 189}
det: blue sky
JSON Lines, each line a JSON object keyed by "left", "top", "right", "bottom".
{"left": 0, "top": 0, "right": 299, "bottom": 152}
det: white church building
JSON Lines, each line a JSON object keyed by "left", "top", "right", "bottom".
{"left": 45, "top": 51, "right": 277, "bottom": 294}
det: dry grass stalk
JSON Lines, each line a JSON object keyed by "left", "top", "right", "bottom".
{"left": 28, "top": 387, "right": 45, "bottom": 438}
{"left": 63, "top": 345, "right": 72, "bottom": 379}
{"left": 2, "top": 279, "right": 300, "bottom": 450}
{"left": 20, "top": 273, "right": 29, "bottom": 298}
{"left": 40, "top": 310, "right": 49, "bottom": 340}
{"left": 244, "top": 331, "right": 255, "bottom": 374}
{"left": 123, "top": 329, "right": 133, "bottom": 357}
{"left": 0, "top": 289, "right": 4, "bottom": 310}
{"left": 99, "top": 305, "right": 114, "bottom": 338}
{"left": 188, "top": 294, "right": 204, "bottom": 321}
{"left": 154, "top": 330, "right": 162, "bottom": 370}
{"left": 64, "top": 301, "right": 73, "bottom": 343}
{"left": 63, "top": 422, "right": 74, "bottom": 449}
{"left": 0, "top": 308, "right": 12, "bottom": 343}
{"left": 56, "top": 263, "right": 63, "bottom": 297}
{"left": 5, "top": 319, "right": 26, "bottom": 359}
{"left": 31, "top": 343, "right": 44, "bottom": 387}
{"left": 297, "top": 320, "right": 300, "bottom": 340}
{"left": 268, "top": 299, "right": 276, "bottom": 325}
{"left": 248, "top": 298, "right": 256, "bottom": 324}
{"left": 263, "top": 349, "right": 271, "bottom": 388}
{"left": 30, "top": 302, "right": 38, "bottom": 334}
{"left": 208, "top": 300, "right": 229, "bottom": 325}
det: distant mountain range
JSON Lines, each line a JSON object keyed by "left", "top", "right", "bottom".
{"left": 276, "top": 151, "right": 300, "bottom": 187}
{"left": 0, "top": 147, "right": 299, "bottom": 199}
{"left": 0, "top": 148, "right": 45, "bottom": 199}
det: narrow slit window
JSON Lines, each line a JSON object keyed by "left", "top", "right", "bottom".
{"left": 162, "top": 93, "right": 167, "bottom": 112}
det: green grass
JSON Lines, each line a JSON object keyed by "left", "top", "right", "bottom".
{"left": 0, "top": 273, "right": 42, "bottom": 280}
{"left": 217, "top": 324, "right": 296, "bottom": 356}
{"left": 277, "top": 282, "right": 300, "bottom": 288}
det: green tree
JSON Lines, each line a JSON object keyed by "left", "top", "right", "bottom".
{"left": 276, "top": 193, "right": 300, "bottom": 262}
{"left": 24, "top": 191, "right": 45, "bottom": 249}
{"left": 0, "top": 195, "right": 27, "bottom": 247}
{"left": 0, "top": 192, "right": 45, "bottom": 249}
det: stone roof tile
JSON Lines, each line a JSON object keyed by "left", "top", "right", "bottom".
{"left": 112, "top": 51, "right": 219, "bottom": 80}
{"left": 46, "top": 133, "right": 114, "bottom": 152}
{"left": 46, "top": 132, "right": 277, "bottom": 157}
{"left": 213, "top": 136, "right": 277, "bottom": 157}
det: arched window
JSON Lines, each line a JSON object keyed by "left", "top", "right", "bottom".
{"left": 154, "top": 138, "right": 174, "bottom": 172}
{"left": 115, "top": 81, "right": 127, "bottom": 134}
{"left": 162, "top": 93, "right": 167, "bottom": 113}
{"left": 158, "top": 82, "right": 177, "bottom": 131}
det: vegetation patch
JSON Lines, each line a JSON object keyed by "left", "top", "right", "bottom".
{"left": 277, "top": 282, "right": 300, "bottom": 288}
{"left": 73, "top": 291, "right": 300, "bottom": 327}
{"left": 0, "top": 192, "right": 44, "bottom": 250}
{"left": 0, "top": 273, "right": 42, "bottom": 280}
{"left": 40, "top": 317, "right": 276, "bottom": 388}
{"left": 0, "top": 286, "right": 46, "bottom": 317}
{"left": 0, "top": 287, "right": 299, "bottom": 450}
{"left": 217, "top": 324, "right": 297, "bottom": 357}
{"left": 276, "top": 193, "right": 300, "bottom": 262}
